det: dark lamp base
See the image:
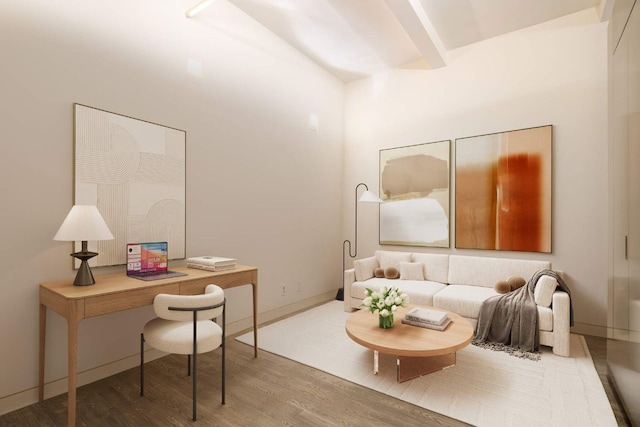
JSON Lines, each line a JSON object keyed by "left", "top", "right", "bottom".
{"left": 70, "top": 250, "right": 98, "bottom": 286}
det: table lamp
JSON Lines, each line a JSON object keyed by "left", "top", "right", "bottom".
{"left": 54, "top": 205, "right": 114, "bottom": 286}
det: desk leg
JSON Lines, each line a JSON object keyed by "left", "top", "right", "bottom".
{"left": 67, "top": 306, "right": 79, "bottom": 427}
{"left": 252, "top": 283, "right": 258, "bottom": 358}
{"left": 38, "top": 304, "right": 46, "bottom": 402}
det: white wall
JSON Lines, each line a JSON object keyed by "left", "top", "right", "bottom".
{"left": 344, "top": 9, "right": 609, "bottom": 335}
{"left": 0, "top": 0, "right": 344, "bottom": 409}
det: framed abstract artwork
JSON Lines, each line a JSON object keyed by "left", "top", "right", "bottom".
{"left": 379, "top": 140, "right": 450, "bottom": 247}
{"left": 455, "top": 125, "right": 552, "bottom": 253}
{"left": 74, "top": 104, "right": 186, "bottom": 267}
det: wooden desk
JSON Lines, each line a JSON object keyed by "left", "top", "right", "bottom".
{"left": 39, "top": 265, "right": 258, "bottom": 427}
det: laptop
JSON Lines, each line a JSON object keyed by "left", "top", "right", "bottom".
{"left": 126, "top": 242, "right": 187, "bottom": 281}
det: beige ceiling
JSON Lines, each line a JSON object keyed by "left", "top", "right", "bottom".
{"left": 198, "top": 0, "right": 611, "bottom": 82}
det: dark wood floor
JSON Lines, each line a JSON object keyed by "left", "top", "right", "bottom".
{"left": 0, "top": 334, "right": 631, "bottom": 426}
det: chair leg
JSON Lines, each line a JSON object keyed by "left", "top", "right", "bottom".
{"left": 222, "top": 305, "right": 226, "bottom": 404}
{"left": 192, "top": 311, "right": 198, "bottom": 421}
{"left": 192, "top": 352, "right": 197, "bottom": 421}
{"left": 222, "top": 331, "right": 225, "bottom": 403}
{"left": 140, "top": 334, "right": 145, "bottom": 396}
{"left": 221, "top": 343, "right": 225, "bottom": 405}
{"left": 187, "top": 354, "right": 191, "bottom": 376}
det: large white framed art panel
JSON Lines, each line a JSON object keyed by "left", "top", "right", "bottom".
{"left": 379, "top": 140, "right": 450, "bottom": 247}
{"left": 74, "top": 104, "right": 186, "bottom": 266}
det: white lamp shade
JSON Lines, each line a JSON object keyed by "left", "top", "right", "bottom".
{"left": 358, "top": 190, "right": 384, "bottom": 203}
{"left": 54, "top": 205, "right": 114, "bottom": 241}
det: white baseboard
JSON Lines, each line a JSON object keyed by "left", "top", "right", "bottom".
{"left": 0, "top": 291, "right": 336, "bottom": 417}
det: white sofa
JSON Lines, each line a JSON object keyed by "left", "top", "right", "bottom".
{"left": 344, "top": 250, "right": 571, "bottom": 357}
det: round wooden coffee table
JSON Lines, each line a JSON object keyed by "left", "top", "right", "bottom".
{"left": 345, "top": 305, "right": 474, "bottom": 382}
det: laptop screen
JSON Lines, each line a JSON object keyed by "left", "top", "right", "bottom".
{"left": 126, "top": 242, "right": 169, "bottom": 276}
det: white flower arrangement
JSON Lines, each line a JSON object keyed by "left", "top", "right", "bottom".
{"left": 361, "top": 285, "right": 409, "bottom": 318}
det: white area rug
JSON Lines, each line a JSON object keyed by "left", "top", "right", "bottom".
{"left": 236, "top": 301, "right": 616, "bottom": 427}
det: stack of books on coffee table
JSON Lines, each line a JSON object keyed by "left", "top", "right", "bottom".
{"left": 186, "top": 256, "right": 237, "bottom": 271}
{"left": 401, "top": 307, "right": 451, "bottom": 331}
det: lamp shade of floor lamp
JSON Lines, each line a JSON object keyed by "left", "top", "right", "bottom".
{"left": 337, "top": 183, "right": 383, "bottom": 301}
{"left": 54, "top": 205, "right": 114, "bottom": 286}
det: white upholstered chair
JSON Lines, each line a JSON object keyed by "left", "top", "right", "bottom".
{"left": 140, "top": 284, "right": 225, "bottom": 421}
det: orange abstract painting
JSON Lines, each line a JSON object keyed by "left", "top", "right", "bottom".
{"left": 455, "top": 126, "right": 552, "bottom": 253}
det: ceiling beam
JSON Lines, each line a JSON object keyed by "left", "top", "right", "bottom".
{"left": 597, "top": 0, "right": 615, "bottom": 22}
{"left": 186, "top": 0, "right": 215, "bottom": 18}
{"left": 385, "top": 0, "right": 447, "bottom": 68}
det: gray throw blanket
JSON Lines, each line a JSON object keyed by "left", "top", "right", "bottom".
{"left": 472, "top": 269, "right": 573, "bottom": 360}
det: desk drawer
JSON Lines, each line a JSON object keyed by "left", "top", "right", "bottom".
{"left": 84, "top": 284, "right": 180, "bottom": 317}
{"left": 180, "top": 269, "right": 256, "bottom": 295}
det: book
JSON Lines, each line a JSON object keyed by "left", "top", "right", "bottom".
{"left": 405, "top": 307, "right": 448, "bottom": 325}
{"left": 186, "top": 262, "right": 238, "bottom": 272}
{"left": 187, "top": 263, "right": 217, "bottom": 271}
{"left": 186, "top": 256, "right": 237, "bottom": 270}
{"left": 187, "top": 256, "right": 236, "bottom": 266}
{"left": 401, "top": 317, "right": 452, "bottom": 331}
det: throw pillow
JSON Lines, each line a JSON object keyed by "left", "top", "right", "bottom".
{"left": 399, "top": 262, "right": 424, "bottom": 280}
{"left": 374, "top": 268, "right": 385, "bottom": 278}
{"left": 384, "top": 266, "right": 399, "bottom": 279}
{"left": 377, "top": 251, "right": 412, "bottom": 270}
{"left": 494, "top": 280, "right": 511, "bottom": 294}
{"left": 534, "top": 275, "right": 558, "bottom": 307}
{"left": 353, "top": 257, "right": 378, "bottom": 282}
{"left": 508, "top": 276, "right": 526, "bottom": 291}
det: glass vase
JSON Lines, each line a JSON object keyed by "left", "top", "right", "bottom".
{"left": 379, "top": 313, "right": 394, "bottom": 329}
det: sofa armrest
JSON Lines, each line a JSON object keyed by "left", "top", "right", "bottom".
{"left": 344, "top": 268, "right": 356, "bottom": 312}
{"left": 550, "top": 290, "right": 570, "bottom": 356}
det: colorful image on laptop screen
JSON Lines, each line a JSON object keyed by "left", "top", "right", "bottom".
{"left": 126, "top": 242, "right": 187, "bottom": 281}
{"left": 126, "top": 242, "right": 170, "bottom": 275}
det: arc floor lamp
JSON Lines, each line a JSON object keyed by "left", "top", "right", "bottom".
{"left": 336, "top": 183, "right": 383, "bottom": 301}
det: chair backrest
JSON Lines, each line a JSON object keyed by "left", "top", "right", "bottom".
{"left": 153, "top": 284, "right": 224, "bottom": 321}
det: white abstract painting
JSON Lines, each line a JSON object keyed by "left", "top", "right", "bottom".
{"left": 379, "top": 140, "right": 450, "bottom": 247}
{"left": 74, "top": 104, "right": 186, "bottom": 266}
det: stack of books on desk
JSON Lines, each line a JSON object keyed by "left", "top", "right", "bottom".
{"left": 186, "top": 256, "right": 237, "bottom": 272}
{"left": 401, "top": 307, "right": 451, "bottom": 331}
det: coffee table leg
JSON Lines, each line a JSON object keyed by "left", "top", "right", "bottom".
{"left": 397, "top": 352, "right": 456, "bottom": 382}
{"left": 374, "top": 350, "right": 379, "bottom": 375}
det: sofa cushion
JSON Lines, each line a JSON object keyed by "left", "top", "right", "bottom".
{"left": 384, "top": 267, "right": 399, "bottom": 279}
{"left": 353, "top": 256, "right": 378, "bottom": 282}
{"left": 375, "top": 250, "right": 412, "bottom": 270}
{"left": 534, "top": 275, "right": 558, "bottom": 307}
{"left": 448, "top": 255, "right": 551, "bottom": 288}
{"left": 433, "top": 285, "right": 498, "bottom": 319}
{"left": 410, "top": 253, "right": 449, "bottom": 283}
{"left": 508, "top": 276, "right": 526, "bottom": 291}
{"left": 374, "top": 268, "right": 385, "bottom": 278}
{"left": 494, "top": 280, "right": 510, "bottom": 294}
{"left": 350, "top": 278, "right": 446, "bottom": 307}
{"left": 399, "top": 262, "right": 424, "bottom": 280}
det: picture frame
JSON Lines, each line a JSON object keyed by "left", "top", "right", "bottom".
{"left": 379, "top": 140, "right": 451, "bottom": 247}
{"left": 73, "top": 104, "right": 186, "bottom": 266}
{"left": 455, "top": 125, "right": 552, "bottom": 253}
